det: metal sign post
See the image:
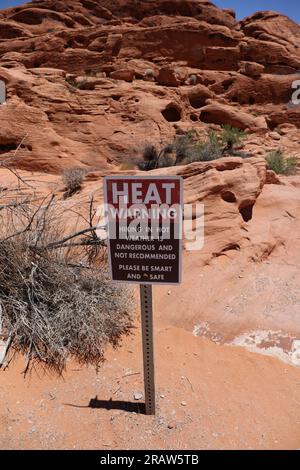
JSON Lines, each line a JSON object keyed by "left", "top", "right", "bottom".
{"left": 140, "top": 284, "right": 155, "bottom": 415}
{"left": 104, "top": 176, "right": 183, "bottom": 416}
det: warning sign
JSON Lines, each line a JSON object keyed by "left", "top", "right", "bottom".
{"left": 104, "top": 176, "right": 183, "bottom": 284}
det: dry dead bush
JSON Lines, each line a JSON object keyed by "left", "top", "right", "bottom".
{"left": 0, "top": 186, "right": 135, "bottom": 375}
{"left": 62, "top": 167, "right": 86, "bottom": 199}
{"left": 0, "top": 237, "right": 133, "bottom": 374}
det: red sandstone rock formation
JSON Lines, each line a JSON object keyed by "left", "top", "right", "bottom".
{"left": 0, "top": 0, "right": 299, "bottom": 172}
{"left": 1, "top": 1, "right": 300, "bottom": 451}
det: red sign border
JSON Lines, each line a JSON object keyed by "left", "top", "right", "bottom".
{"left": 103, "top": 175, "right": 184, "bottom": 285}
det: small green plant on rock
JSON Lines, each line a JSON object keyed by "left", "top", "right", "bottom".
{"left": 65, "top": 76, "right": 88, "bottom": 90}
{"left": 187, "top": 130, "right": 222, "bottom": 162}
{"left": 221, "top": 125, "right": 246, "bottom": 154}
{"left": 188, "top": 74, "right": 197, "bottom": 85}
{"left": 145, "top": 68, "right": 155, "bottom": 80}
{"left": 138, "top": 144, "right": 159, "bottom": 171}
{"left": 138, "top": 127, "right": 249, "bottom": 170}
{"left": 138, "top": 143, "right": 176, "bottom": 170}
{"left": 138, "top": 130, "right": 199, "bottom": 170}
{"left": 266, "top": 149, "right": 298, "bottom": 175}
{"left": 172, "top": 131, "right": 196, "bottom": 165}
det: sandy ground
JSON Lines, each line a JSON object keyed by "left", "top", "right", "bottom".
{"left": 1, "top": 322, "right": 300, "bottom": 450}
{"left": 1, "top": 172, "right": 300, "bottom": 449}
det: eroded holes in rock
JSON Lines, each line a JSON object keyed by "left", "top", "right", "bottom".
{"left": 112, "top": 95, "right": 122, "bottom": 101}
{"left": 251, "top": 12, "right": 265, "bottom": 20}
{"left": 0, "top": 143, "right": 17, "bottom": 154}
{"left": 80, "top": 0, "right": 98, "bottom": 9}
{"left": 200, "top": 110, "right": 245, "bottom": 130}
{"left": 74, "top": 35, "right": 87, "bottom": 46}
{"left": 239, "top": 203, "right": 254, "bottom": 222}
{"left": 74, "top": 14, "right": 93, "bottom": 26}
{"left": 231, "top": 95, "right": 238, "bottom": 103}
{"left": 199, "top": 111, "right": 217, "bottom": 124}
{"left": 204, "top": 78, "right": 215, "bottom": 86}
{"left": 214, "top": 243, "right": 240, "bottom": 257}
{"left": 33, "top": 57, "right": 44, "bottom": 68}
{"left": 66, "top": 39, "right": 74, "bottom": 48}
{"left": 221, "top": 243, "right": 240, "bottom": 253}
{"left": 189, "top": 96, "right": 207, "bottom": 109}
{"left": 161, "top": 106, "right": 181, "bottom": 122}
{"left": 10, "top": 10, "right": 43, "bottom": 25}
{"left": 266, "top": 118, "right": 277, "bottom": 131}
{"left": 161, "top": 2, "right": 201, "bottom": 16}
{"left": 190, "top": 113, "right": 198, "bottom": 122}
{"left": 1, "top": 63, "right": 14, "bottom": 69}
{"left": 249, "top": 96, "right": 255, "bottom": 105}
{"left": 221, "top": 191, "right": 237, "bottom": 203}
{"left": 111, "top": 40, "right": 122, "bottom": 56}
{"left": 222, "top": 79, "right": 234, "bottom": 91}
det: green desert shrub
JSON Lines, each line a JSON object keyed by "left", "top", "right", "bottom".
{"left": 221, "top": 125, "right": 246, "bottom": 152}
{"left": 145, "top": 68, "right": 155, "bottom": 80}
{"left": 138, "top": 127, "right": 248, "bottom": 169}
{"left": 188, "top": 74, "right": 197, "bottom": 85}
{"left": 138, "top": 131, "right": 198, "bottom": 170}
{"left": 266, "top": 149, "right": 298, "bottom": 175}
{"left": 187, "top": 130, "right": 222, "bottom": 162}
{"left": 137, "top": 144, "right": 159, "bottom": 171}
{"left": 65, "top": 76, "right": 88, "bottom": 90}
{"left": 138, "top": 130, "right": 223, "bottom": 169}
{"left": 156, "top": 153, "right": 175, "bottom": 168}
{"left": 138, "top": 144, "right": 175, "bottom": 170}
{"left": 172, "top": 131, "right": 196, "bottom": 165}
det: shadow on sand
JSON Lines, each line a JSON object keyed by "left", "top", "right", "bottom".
{"left": 64, "top": 396, "right": 146, "bottom": 414}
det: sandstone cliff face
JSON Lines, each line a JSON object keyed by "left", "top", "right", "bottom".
{"left": 1, "top": 3, "right": 300, "bottom": 450}
{"left": 0, "top": 0, "right": 299, "bottom": 172}
{"left": 0, "top": 1, "right": 300, "bottom": 311}
{"left": 0, "top": 0, "right": 300, "bottom": 340}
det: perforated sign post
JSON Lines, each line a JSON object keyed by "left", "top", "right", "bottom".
{"left": 104, "top": 176, "right": 183, "bottom": 415}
